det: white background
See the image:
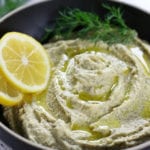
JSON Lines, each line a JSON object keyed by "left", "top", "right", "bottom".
{"left": 29, "top": 0, "right": 150, "bottom": 13}
{"left": 113, "top": 0, "right": 150, "bottom": 13}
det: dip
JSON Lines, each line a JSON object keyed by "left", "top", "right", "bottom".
{"left": 4, "top": 39, "right": 150, "bottom": 150}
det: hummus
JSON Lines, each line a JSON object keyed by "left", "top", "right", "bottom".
{"left": 4, "top": 39, "right": 150, "bottom": 150}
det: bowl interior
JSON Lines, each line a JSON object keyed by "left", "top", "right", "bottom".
{"left": 0, "top": 0, "right": 150, "bottom": 150}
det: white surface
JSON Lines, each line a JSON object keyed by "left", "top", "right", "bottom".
{"left": 29, "top": 0, "right": 150, "bottom": 13}
{"left": 113, "top": 0, "right": 150, "bottom": 13}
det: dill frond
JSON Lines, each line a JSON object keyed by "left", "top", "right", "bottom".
{"left": 41, "top": 4, "right": 137, "bottom": 44}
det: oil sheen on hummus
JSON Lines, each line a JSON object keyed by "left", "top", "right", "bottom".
{"left": 4, "top": 39, "right": 150, "bottom": 150}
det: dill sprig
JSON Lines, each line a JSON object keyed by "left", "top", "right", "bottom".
{"left": 42, "top": 4, "right": 137, "bottom": 44}
{"left": 0, "top": 0, "right": 26, "bottom": 17}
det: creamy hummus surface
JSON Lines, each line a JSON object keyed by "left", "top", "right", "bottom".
{"left": 4, "top": 39, "right": 150, "bottom": 150}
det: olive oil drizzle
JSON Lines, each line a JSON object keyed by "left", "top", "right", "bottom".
{"left": 58, "top": 46, "right": 134, "bottom": 104}
{"left": 71, "top": 123, "right": 110, "bottom": 140}
{"left": 65, "top": 46, "right": 109, "bottom": 58}
{"left": 78, "top": 76, "right": 119, "bottom": 102}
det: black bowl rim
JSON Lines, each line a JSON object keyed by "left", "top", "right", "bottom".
{"left": 0, "top": 0, "right": 150, "bottom": 150}
{"left": 0, "top": 122, "right": 50, "bottom": 150}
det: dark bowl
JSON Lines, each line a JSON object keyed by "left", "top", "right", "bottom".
{"left": 0, "top": 0, "right": 150, "bottom": 150}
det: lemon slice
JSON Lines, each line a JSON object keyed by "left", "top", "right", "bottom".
{"left": 0, "top": 73, "right": 23, "bottom": 106}
{"left": 0, "top": 32, "right": 50, "bottom": 93}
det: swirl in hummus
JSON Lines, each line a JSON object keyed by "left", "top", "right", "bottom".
{"left": 4, "top": 39, "right": 150, "bottom": 150}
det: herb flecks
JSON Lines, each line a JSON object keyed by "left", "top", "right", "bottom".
{"left": 42, "top": 5, "right": 137, "bottom": 44}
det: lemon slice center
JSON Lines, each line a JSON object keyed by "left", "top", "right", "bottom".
{"left": 22, "top": 56, "right": 29, "bottom": 66}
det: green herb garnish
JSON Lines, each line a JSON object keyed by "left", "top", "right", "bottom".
{"left": 0, "top": 0, "right": 26, "bottom": 17}
{"left": 42, "top": 4, "right": 137, "bottom": 44}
